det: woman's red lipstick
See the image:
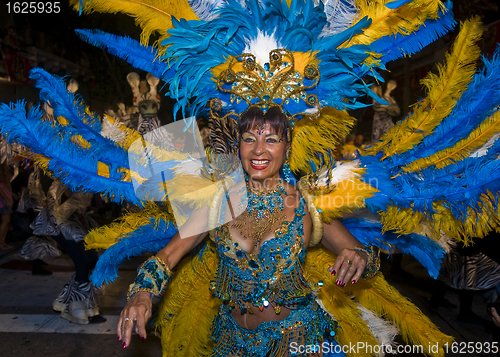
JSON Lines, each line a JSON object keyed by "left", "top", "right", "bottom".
{"left": 249, "top": 159, "right": 270, "bottom": 170}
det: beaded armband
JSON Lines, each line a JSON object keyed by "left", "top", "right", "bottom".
{"left": 350, "top": 246, "right": 380, "bottom": 280}
{"left": 127, "top": 255, "right": 173, "bottom": 300}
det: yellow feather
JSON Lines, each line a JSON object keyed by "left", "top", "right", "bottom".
{"left": 305, "top": 246, "right": 452, "bottom": 356}
{"left": 157, "top": 241, "right": 221, "bottom": 356}
{"left": 57, "top": 116, "right": 69, "bottom": 126}
{"left": 292, "top": 51, "right": 321, "bottom": 75}
{"left": 403, "top": 109, "right": 500, "bottom": 172}
{"left": 313, "top": 173, "right": 379, "bottom": 221}
{"left": 70, "top": 0, "right": 199, "bottom": 52}
{"left": 128, "top": 137, "right": 189, "bottom": 162}
{"left": 96, "top": 161, "right": 110, "bottom": 178}
{"left": 211, "top": 56, "right": 242, "bottom": 80}
{"left": 71, "top": 134, "right": 91, "bottom": 149}
{"left": 26, "top": 153, "right": 51, "bottom": 173}
{"left": 318, "top": 286, "right": 378, "bottom": 357}
{"left": 155, "top": 173, "right": 227, "bottom": 209}
{"left": 305, "top": 247, "right": 379, "bottom": 357}
{"left": 84, "top": 202, "right": 175, "bottom": 249}
{"left": 126, "top": 139, "right": 190, "bottom": 186}
{"left": 353, "top": 275, "right": 453, "bottom": 357}
{"left": 380, "top": 193, "right": 500, "bottom": 244}
{"left": 343, "top": 0, "right": 443, "bottom": 51}
{"left": 366, "top": 17, "right": 484, "bottom": 159}
{"left": 291, "top": 107, "right": 355, "bottom": 173}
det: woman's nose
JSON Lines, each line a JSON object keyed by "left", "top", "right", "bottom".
{"left": 253, "top": 140, "right": 265, "bottom": 155}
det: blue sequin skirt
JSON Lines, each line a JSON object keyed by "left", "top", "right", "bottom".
{"left": 211, "top": 298, "right": 344, "bottom": 357}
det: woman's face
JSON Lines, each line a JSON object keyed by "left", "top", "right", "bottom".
{"left": 239, "top": 122, "right": 287, "bottom": 184}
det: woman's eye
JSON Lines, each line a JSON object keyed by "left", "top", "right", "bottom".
{"left": 243, "top": 137, "right": 255, "bottom": 143}
{"left": 266, "top": 138, "right": 278, "bottom": 143}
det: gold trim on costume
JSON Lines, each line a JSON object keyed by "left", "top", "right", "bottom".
{"left": 297, "top": 179, "right": 323, "bottom": 246}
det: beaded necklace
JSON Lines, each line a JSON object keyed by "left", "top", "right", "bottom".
{"left": 231, "top": 178, "right": 287, "bottom": 246}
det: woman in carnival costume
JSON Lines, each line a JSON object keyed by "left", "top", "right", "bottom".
{"left": 122, "top": 104, "right": 380, "bottom": 356}
{"left": 2, "top": 0, "right": 500, "bottom": 356}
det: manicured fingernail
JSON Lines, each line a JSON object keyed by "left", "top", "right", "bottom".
{"left": 342, "top": 282, "right": 346, "bottom": 287}
{"left": 332, "top": 270, "right": 336, "bottom": 276}
{"left": 352, "top": 280, "right": 356, "bottom": 285}
{"left": 336, "top": 280, "right": 341, "bottom": 286}
{"left": 118, "top": 337, "right": 121, "bottom": 342}
{"left": 123, "top": 342, "right": 127, "bottom": 349}
{"left": 141, "top": 337, "right": 146, "bottom": 341}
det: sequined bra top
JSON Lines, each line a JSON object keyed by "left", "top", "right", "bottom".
{"left": 211, "top": 197, "right": 321, "bottom": 314}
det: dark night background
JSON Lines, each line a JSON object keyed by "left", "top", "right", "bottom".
{"left": 0, "top": 1, "right": 174, "bottom": 120}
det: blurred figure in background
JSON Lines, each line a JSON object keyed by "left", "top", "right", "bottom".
{"left": 0, "top": 161, "right": 13, "bottom": 250}
{"left": 25, "top": 171, "right": 105, "bottom": 324}
{"left": 371, "top": 79, "right": 400, "bottom": 143}
{"left": 342, "top": 135, "right": 359, "bottom": 159}
{"left": 354, "top": 134, "right": 365, "bottom": 149}
{"left": 430, "top": 235, "right": 500, "bottom": 326}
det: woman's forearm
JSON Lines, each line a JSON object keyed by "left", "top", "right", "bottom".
{"left": 156, "top": 229, "right": 208, "bottom": 270}
{"left": 321, "top": 219, "right": 365, "bottom": 255}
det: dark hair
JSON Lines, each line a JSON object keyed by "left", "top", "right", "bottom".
{"left": 239, "top": 106, "right": 291, "bottom": 142}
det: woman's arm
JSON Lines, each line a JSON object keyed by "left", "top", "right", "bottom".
{"left": 117, "top": 206, "right": 209, "bottom": 348}
{"left": 322, "top": 219, "right": 368, "bottom": 287}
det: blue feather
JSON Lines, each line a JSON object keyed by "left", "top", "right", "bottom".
{"left": 75, "top": 29, "right": 167, "bottom": 79}
{"left": 385, "top": 0, "right": 414, "bottom": 9}
{"left": 392, "top": 46, "right": 500, "bottom": 166}
{"left": 90, "top": 217, "right": 178, "bottom": 287}
{"left": 372, "top": 1, "right": 455, "bottom": 64}
{"left": 398, "top": 159, "right": 500, "bottom": 221}
{"left": 342, "top": 218, "right": 445, "bottom": 278}
{"left": 0, "top": 70, "right": 141, "bottom": 205}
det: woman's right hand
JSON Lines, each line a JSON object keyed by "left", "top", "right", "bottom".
{"left": 117, "top": 292, "right": 152, "bottom": 348}
{"left": 116, "top": 206, "right": 210, "bottom": 348}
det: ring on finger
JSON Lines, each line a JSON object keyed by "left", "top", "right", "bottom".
{"left": 124, "top": 317, "right": 132, "bottom": 322}
{"left": 344, "top": 259, "right": 352, "bottom": 265}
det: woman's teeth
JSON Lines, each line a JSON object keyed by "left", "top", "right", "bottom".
{"left": 251, "top": 160, "right": 269, "bottom": 165}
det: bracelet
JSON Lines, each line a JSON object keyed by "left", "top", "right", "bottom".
{"left": 350, "top": 246, "right": 380, "bottom": 280}
{"left": 127, "top": 255, "right": 173, "bottom": 300}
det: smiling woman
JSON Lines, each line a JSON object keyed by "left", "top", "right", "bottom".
{"left": 239, "top": 106, "right": 290, "bottom": 187}
{"left": 4, "top": 0, "right": 499, "bottom": 356}
{"left": 118, "top": 104, "right": 372, "bottom": 357}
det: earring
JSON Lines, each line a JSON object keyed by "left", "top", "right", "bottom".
{"left": 283, "top": 160, "right": 292, "bottom": 183}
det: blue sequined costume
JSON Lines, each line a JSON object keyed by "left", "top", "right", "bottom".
{"left": 211, "top": 197, "right": 343, "bottom": 356}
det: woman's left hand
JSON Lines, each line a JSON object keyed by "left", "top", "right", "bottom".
{"left": 327, "top": 248, "right": 367, "bottom": 287}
